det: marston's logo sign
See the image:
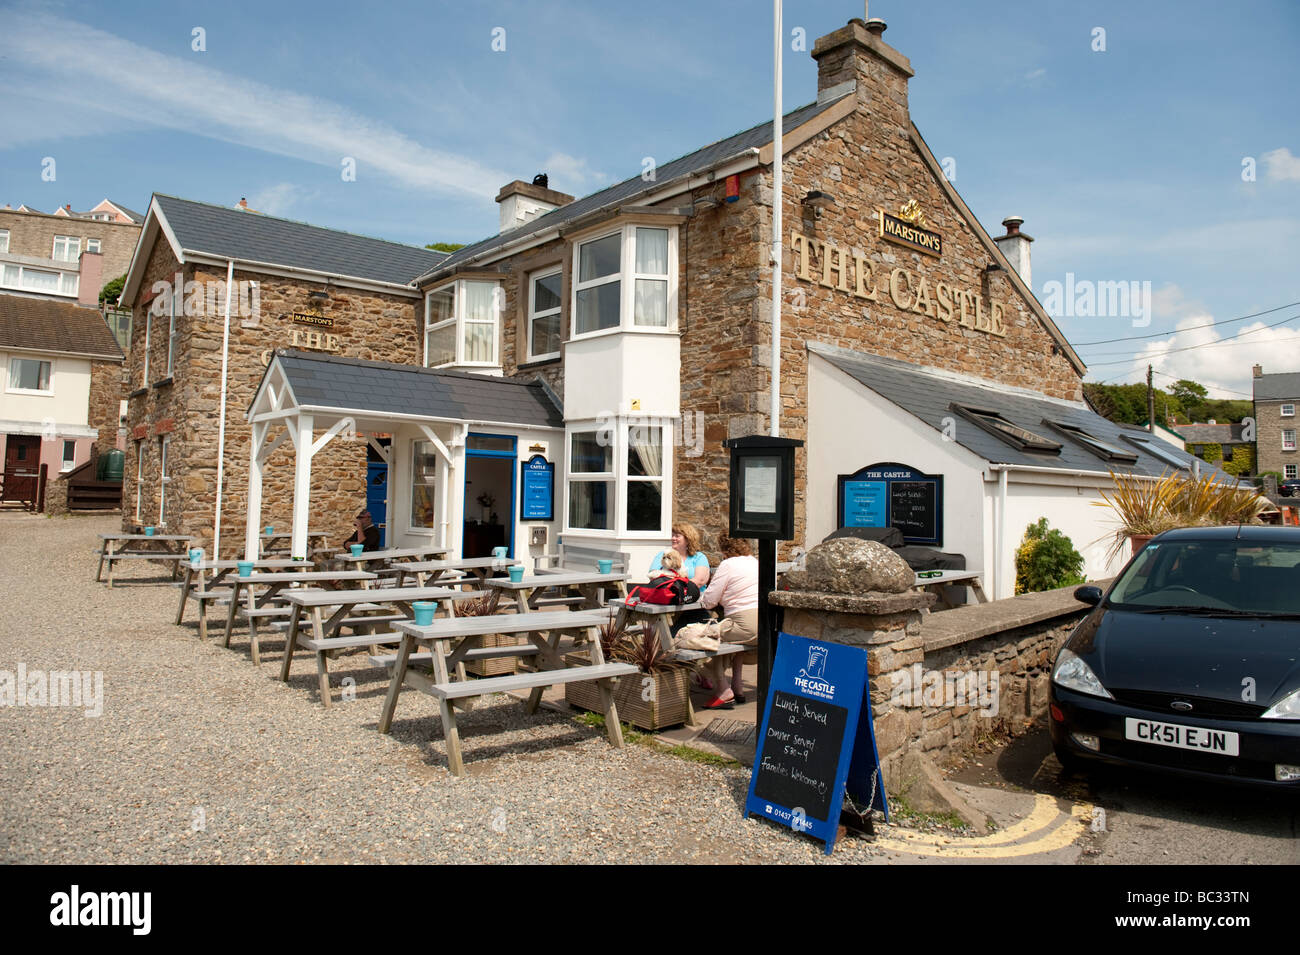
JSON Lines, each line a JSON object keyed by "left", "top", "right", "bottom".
{"left": 878, "top": 208, "right": 942, "bottom": 257}
{"left": 291, "top": 309, "right": 334, "bottom": 328}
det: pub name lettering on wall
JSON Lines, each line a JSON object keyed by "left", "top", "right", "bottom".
{"left": 790, "top": 231, "right": 1007, "bottom": 337}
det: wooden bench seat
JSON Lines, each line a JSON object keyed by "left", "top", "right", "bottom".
{"left": 268, "top": 611, "right": 402, "bottom": 631}
{"left": 408, "top": 662, "right": 637, "bottom": 701}
{"left": 369, "top": 643, "right": 542, "bottom": 669}
{"left": 669, "top": 642, "right": 746, "bottom": 663}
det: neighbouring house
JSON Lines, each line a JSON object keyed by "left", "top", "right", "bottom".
{"left": 1179, "top": 420, "right": 1254, "bottom": 474}
{"left": 1136, "top": 419, "right": 1185, "bottom": 449}
{"left": 114, "top": 194, "right": 448, "bottom": 552}
{"left": 1253, "top": 364, "right": 1300, "bottom": 482}
{"left": 0, "top": 294, "right": 124, "bottom": 510}
{"left": 1, "top": 200, "right": 142, "bottom": 308}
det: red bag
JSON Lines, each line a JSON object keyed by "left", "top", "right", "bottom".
{"left": 626, "top": 573, "right": 700, "bottom": 607}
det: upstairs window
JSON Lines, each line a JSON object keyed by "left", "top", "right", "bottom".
{"left": 572, "top": 225, "right": 675, "bottom": 337}
{"left": 86, "top": 238, "right": 101, "bottom": 254}
{"left": 528, "top": 269, "right": 563, "bottom": 361}
{"left": 52, "top": 235, "right": 80, "bottom": 262}
{"left": 1284, "top": 430, "right": 1297, "bottom": 452}
{"left": 1282, "top": 403, "right": 1295, "bottom": 418}
{"left": 0, "top": 230, "right": 8, "bottom": 253}
{"left": 423, "top": 279, "right": 500, "bottom": 369}
{"left": 9, "top": 358, "right": 52, "bottom": 393}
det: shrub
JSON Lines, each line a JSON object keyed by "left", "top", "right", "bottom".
{"left": 1015, "top": 518, "right": 1085, "bottom": 594}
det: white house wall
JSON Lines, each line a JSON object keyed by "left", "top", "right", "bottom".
{"left": 563, "top": 332, "right": 681, "bottom": 420}
{"left": 0, "top": 350, "right": 92, "bottom": 428}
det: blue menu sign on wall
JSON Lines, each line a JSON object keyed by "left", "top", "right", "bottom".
{"left": 836, "top": 461, "right": 944, "bottom": 546}
{"left": 745, "top": 632, "right": 888, "bottom": 855}
{"left": 519, "top": 454, "right": 554, "bottom": 521}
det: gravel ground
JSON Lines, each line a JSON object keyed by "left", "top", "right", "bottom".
{"left": 0, "top": 513, "right": 887, "bottom": 864}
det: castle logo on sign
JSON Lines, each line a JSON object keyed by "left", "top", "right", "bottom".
{"left": 792, "top": 645, "right": 836, "bottom": 699}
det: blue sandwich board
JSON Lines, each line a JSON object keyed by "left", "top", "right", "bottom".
{"left": 745, "top": 632, "right": 888, "bottom": 855}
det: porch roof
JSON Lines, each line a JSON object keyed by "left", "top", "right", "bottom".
{"left": 255, "top": 350, "right": 564, "bottom": 429}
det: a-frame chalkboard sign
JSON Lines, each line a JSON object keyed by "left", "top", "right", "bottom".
{"left": 745, "top": 632, "right": 888, "bottom": 855}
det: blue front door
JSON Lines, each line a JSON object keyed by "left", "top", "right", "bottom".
{"left": 366, "top": 439, "right": 390, "bottom": 547}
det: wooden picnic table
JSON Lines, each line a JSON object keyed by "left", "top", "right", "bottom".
{"left": 259, "top": 531, "right": 331, "bottom": 558}
{"left": 483, "top": 571, "right": 628, "bottom": 614}
{"left": 395, "top": 556, "right": 520, "bottom": 587}
{"left": 378, "top": 609, "right": 637, "bottom": 775}
{"left": 95, "top": 533, "right": 193, "bottom": 588}
{"left": 277, "top": 585, "right": 487, "bottom": 706}
{"left": 331, "top": 546, "right": 450, "bottom": 569}
{"left": 913, "top": 569, "right": 987, "bottom": 608}
{"left": 174, "top": 559, "right": 313, "bottom": 640}
{"left": 222, "top": 570, "right": 376, "bottom": 665}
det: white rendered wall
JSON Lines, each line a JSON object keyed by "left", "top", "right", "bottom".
{"left": 562, "top": 331, "right": 680, "bottom": 421}
{"left": 0, "top": 351, "right": 91, "bottom": 428}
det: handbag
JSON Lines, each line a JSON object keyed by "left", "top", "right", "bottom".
{"left": 671, "top": 621, "right": 721, "bottom": 652}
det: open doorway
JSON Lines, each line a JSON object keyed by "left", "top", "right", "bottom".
{"left": 463, "top": 433, "right": 515, "bottom": 558}
{"left": 365, "top": 437, "right": 391, "bottom": 548}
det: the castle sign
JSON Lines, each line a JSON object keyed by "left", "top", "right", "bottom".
{"left": 789, "top": 230, "right": 1007, "bottom": 337}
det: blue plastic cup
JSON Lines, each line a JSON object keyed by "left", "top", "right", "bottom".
{"left": 144, "top": 526, "right": 155, "bottom": 537}
{"left": 237, "top": 560, "right": 254, "bottom": 577}
{"left": 412, "top": 602, "right": 436, "bottom": 626}
{"left": 508, "top": 565, "right": 524, "bottom": 583}
{"left": 492, "top": 546, "right": 508, "bottom": 559}
{"left": 350, "top": 544, "right": 364, "bottom": 557}
{"left": 264, "top": 525, "right": 274, "bottom": 536}
{"left": 189, "top": 548, "right": 203, "bottom": 566}
{"left": 597, "top": 559, "right": 613, "bottom": 574}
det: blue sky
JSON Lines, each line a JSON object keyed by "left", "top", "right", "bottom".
{"left": 2, "top": 0, "right": 1296, "bottom": 400}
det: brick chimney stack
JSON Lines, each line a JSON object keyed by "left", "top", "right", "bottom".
{"left": 1253, "top": 364, "right": 1263, "bottom": 378}
{"left": 811, "top": 18, "right": 914, "bottom": 125}
{"left": 496, "top": 176, "right": 574, "bottom": 233}
{"left": 993, "top": 216, "right": 1034, "bottom": 287}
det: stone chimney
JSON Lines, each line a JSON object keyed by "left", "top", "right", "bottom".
{"left": 1253, "top": 364, "right": 1263, "bottom": 378}
{"left": 811, "top": 18, "right": 914, "bottom": 126}
{"left": 496, "top": 176, "right": 574, "bottom": 233}
{"left": 993, "top": 216, "right": 1033, "bottom": 287}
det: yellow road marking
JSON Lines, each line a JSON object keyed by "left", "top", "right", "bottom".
{"left": 873, "top": 801, "right": 1093, "bottom": 859}
{"left": 882, "top": 793, "right": 1063, "bottom": 846}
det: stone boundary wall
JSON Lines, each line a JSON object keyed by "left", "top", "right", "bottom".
{"left": 773, "top": 581, "right": 1100, "bottom": 783}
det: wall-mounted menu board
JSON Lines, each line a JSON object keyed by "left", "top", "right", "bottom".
{"left": 745, "top": 632, "right": 888, "bottom": 855}
{"left": 519, "top": 454, "right": 554, "bottom": 521}
{"left": 836, "top": 462, "right": 943, "bottom": 546}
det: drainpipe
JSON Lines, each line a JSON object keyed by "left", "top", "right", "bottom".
{"left": 996, "top": 467, "right": 1008, "bottom": 600}
{"left": 212, "top": 259, "right": 234, "bottom": 558}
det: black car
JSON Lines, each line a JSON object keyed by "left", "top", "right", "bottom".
{"left": 1049, "top": 525, "right": 1300, "bottom": 788}
{"left": 1279, "top": 479, "right": 1300, "bottom": 497}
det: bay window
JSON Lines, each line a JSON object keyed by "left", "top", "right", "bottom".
{"left": 528, "top": 269, "right": 563, "bottom": 361}
{"left": 568, "top": 430, "right": 613, "bottom": 530}
{"left": 1, "top": 265, "right": 76, "bottom": 296}
{"left": 423, "top": 279, "right": 501, "bottom": 369}
{"left": 566, "top": 420, "right": 669, "bottom": 536}
{"left": 626, "top": 424, "right": 664, "bottom": 531}
{"left": 410, "top": 440, "right": 438, "bottom": 530}
{"left": 573, "top": 224, "right": 676, "bottom": 337}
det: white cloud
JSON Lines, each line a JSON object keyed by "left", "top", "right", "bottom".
{"left": 1024, "top": 67, "right": 1047, "bottom": 82}
{"left": 1261, "top": 147, "right": 1300, "bottom": 182}
{"left": 247, "top": 183, "right": 316, "bottom": 218}
{"left": 0, "top": 10, "right": 511, "bottom": 199}
{"left": 538, "top": 153, "right": 609, "bottom": 193}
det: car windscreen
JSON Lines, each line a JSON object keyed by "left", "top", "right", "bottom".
{"left": 1108, "top": 538, "right": 1300, "bottom": 614}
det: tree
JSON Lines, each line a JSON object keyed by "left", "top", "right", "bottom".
{"left": 1014, "top": 518, "right": 1086, "bottom": 594}
{"left": 99, "top": 274, "right": 126, "bottom": 307}
{"left": 426, "top": 242, "right": 465, "bottom": 253}
{"left": 1169, "top": 379, "right": 1208, "bottom": 407}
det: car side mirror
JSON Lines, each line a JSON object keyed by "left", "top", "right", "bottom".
{"left": 1074, "top": 585, "right": 1103, "bottom": 606}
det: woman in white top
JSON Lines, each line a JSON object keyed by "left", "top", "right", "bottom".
{"left": 699, "top": 534, "right": 759, "bottom": 708}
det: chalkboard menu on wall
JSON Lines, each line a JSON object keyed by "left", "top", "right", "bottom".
{"left": 837, "top": 462, "right": 943, "bottom": 546}
{"left": 745, "top": 633, "right": 888, "bottom": 855}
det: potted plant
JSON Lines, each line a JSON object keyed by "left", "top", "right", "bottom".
{"left": 565, "top": 621, "right": 692, "bottom": 731}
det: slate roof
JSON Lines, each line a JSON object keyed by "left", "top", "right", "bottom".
{"left": 810, "top": 342, "right": 1236, "bottom": 481}
{"left": 266, "top": 350, "right": 563, "bottom": 429}
{"left": 415, "top": 94, "right": 851, "bottom": 283}
{"left": 1179, "top": 423, "right": 1247, "bottom": 444}
{"left": 106, "top": 200, "right": 144, "bottom": 223}
{"left": 0, "top": 293, "right": 123, "bottom": 360}
{"left": 1253, "top": 371, "right": 1300, "bottom": 401}
{"left": 153, "top": 195, "right": 447, "bottom": 287}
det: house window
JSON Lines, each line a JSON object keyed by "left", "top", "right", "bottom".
{"left": 158, "top": 436, "right": 170, "bottom": 524}
{"left": 9, "top": 358, "right": 52, "bottom": 393}
{"left": 410, "top": 440, "right": 438, "bottom": 530}
{"left": 1286, "top": 465, "right": 1298, "bottom": 480}
{"left": 626, "top": 424, "right": 665, "bottom": 532}
{"left": 52, "top": 235, "right": 80, "bottom": 262}
{"left": 1283, "top": 404, "right": 1296, "bottom": 418}
{"left": 528, "top": 269, "right": 563, "bottom": 361}
{"left": 165, "top": 286, "right": 179, "bottom": 377}
{"left": 86, "top": 238, "right": 101, "bottom": 254}
{"left": 0, "top": 264, "right": 76, "bottom": 296}
{"left": 61, "top": 440, "right": 76, "bottom": 471}
{"left": 572, "top": 225, "right": 676, "bottom": 337}
{"left": 0, "top": 230, "right": 8, "bottom": 253}
{"left": 1284, "top": 430, "right": 1297, "bottom": 452}
{"left": 135, "top": 441, "right": 145, "bottom": 523}
{"left": 568, "top": 430, "right": 613, "bottom": 531}
{"left": 423, "top": 279, "right": 500, "bottom": 368}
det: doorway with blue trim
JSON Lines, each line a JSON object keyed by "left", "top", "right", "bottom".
{"left": 365, "top": 437, "right": 391, "bottom": 548}
{"left": 463, "top": 432, "right": 516, "bottom": 558}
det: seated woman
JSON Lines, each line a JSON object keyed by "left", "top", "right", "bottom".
{"left": 648, "top": 521, "right": 711, "bottom": 632}
{"left": 342, "top": 509, "right": 381, "bottom": 552}
{"left": 698, "top": 533, "right": 758, "bottom": 709}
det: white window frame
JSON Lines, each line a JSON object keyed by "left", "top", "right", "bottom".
{"left": 1285, "top": 464, "right": 1298, "bottom": 480}
{"left": 158, "top": 435, "right": 171, "bottom": 525}
{"left": 527, "top": 267, "right": 563, "bottom": 362}
{"left": 0, "top": 229, "right": 8, "bottom": 253}
{"left": 86, "top": 238, "right": 101, "bottom": 254}
{"left": 165, "top": 285, "right": 179, "bottom": 377}
{"left": 408, "top": 438, "right": 439, "bottom": 533}
{"left": 563, "top": 418, "right": 671, "bottom": 538}
{"left": 1282, "top": 403, "right": 1296, "bottom": 418}
{"left": 142, "top": 296, "right": 156, "bottom": 386}
{"left": 61, "top": 440, "right": 76, "bottom": 471}
{"left": 134, "top": 441, "right": 145, "bottom": 523}
{"left": 7, "top": 357, "right": 53, "bottom": 395}
{"left": 422, "top": 279, "right": 501, "bottom": 369}
{"left": 0, "top": 264, "right": 77, "bottom": 297}
{"left": 570, "top": 224, "right": 677, "bottom": 341}
{"left": 1283, "top": 429, "right": 1297, "bottom": 452}
{"left": 52, "top": 235, "right": 80, "bottom": 262}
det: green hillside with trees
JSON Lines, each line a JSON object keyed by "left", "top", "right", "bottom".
{"left": 1084, "top": 378, "right": 1252, "bottom": 427}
